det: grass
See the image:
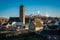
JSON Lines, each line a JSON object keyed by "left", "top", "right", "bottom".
{"left": 0, "top": 32, "right": 47, "bottom": 40}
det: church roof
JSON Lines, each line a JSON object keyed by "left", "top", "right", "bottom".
{"left": 8, "top": 17, "right": 20, "bottom": 24}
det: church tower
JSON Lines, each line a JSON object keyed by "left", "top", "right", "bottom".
{"left": 20, "top": 5, "right": 25, "bottom": 25}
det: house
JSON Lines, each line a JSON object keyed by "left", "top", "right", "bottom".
{"left": 29, "top": 18, "right": 44, "bottom": 32}
{"left": 1, "top": 22, "right": 11, "bottom": 30}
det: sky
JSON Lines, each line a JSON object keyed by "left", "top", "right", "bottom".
{"left": 0, "top": 0, "right": 60, "bottom": 18}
